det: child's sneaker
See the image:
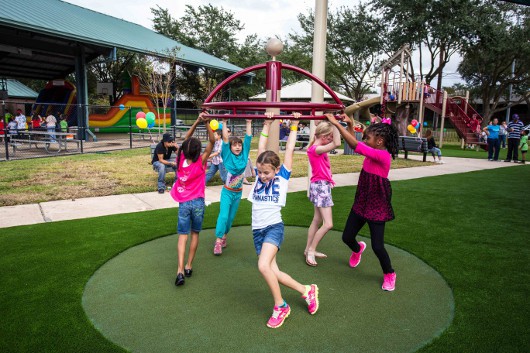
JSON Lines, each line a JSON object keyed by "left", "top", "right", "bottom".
{"left": 266, "top": 304, "right": 291, "bottom": 328}
{"left": 213, "top": 241, "right": 222, "bottom": 255}
{"left": 302, "top": 284, "right": 319, "bottom": 315}
{"left": 349, "top": 241, "right": 366, "bottom": 268}
{"left": 221, "top": 236, "right": 227, "bottom": 248}
{"left": 382, "top": 272, "right": 397, "bottom": 291}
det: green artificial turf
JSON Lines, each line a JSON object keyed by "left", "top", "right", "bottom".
{"left": 1, "top": 165, "right": 529, "bottom": 352}
{"left": 82, "top": 227, "right": 453, "bottom": 353}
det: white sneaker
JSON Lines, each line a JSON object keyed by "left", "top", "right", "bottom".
{"left": 439, "top": 160, "right": 445, "bottom": 164}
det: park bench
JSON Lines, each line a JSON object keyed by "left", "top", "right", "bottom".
{"left": 279, "top": 133, "right": 310, "bottom": 150}
{"left": 397, "top": 136, "right": 430, "bottom": 162}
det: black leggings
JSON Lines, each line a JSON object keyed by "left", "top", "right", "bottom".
{"left": 342, "top": 209, "right": 394, "bottom": 274}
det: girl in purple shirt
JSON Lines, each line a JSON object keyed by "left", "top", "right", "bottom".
{"left": 327, "top": 114, "right": 399, "bottom": 291}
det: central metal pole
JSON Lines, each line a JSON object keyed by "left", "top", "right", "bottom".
{"left": 308, "top": 0, "right": 328, "bottom": 192}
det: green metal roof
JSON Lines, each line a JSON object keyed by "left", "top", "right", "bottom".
{"left": 0, "top": 0, "right": 244, "bottom": 75}
{"left": 5, "top": 79, "right": 39, "bottom": 99}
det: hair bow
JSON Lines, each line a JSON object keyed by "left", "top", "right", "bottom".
{"left": 382, "top": 118, "right": 392, "bottom": 125}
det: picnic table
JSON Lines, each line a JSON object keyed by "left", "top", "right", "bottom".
{"left": 8, "top": 130, "right": 81, "bottom": 155}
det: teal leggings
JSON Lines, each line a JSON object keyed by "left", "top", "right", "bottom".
{"left": 215, "top": 188, "right": 242, "bottom": 239}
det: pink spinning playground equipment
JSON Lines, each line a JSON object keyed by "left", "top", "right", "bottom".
{"left": 202, "top": 44, "right": 345, "bottom": 120}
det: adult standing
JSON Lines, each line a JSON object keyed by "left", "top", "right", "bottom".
{"left": 499, "top": 121, "right": 508, "bottom": 149}
{"left": 505, "top": 114, "right": 524, "bottom": 163}
{"left": 483, "top": 118, "right": 500, "bottom": 161}
{"left": 45, "top": 114, "right": 57, "bottom": 142}
{"left": 152, "top": 133, "right": 178, "bottom": 194}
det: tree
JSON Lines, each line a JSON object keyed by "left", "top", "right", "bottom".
{"left": 136, "top": 49, "right": 179, "bottom": 135}
{"left": 372, "top": 0, "right": 478, "bottom": 88}
{"left": 289, "top": 4, "right": 388, "bottom": 101}
{"left": 458, "top": 1, "right": 530, "bottom": 120}
{"left": 151, "top": 4, "right": 248, "bottom": 105}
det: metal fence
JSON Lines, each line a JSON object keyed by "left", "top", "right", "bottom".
{"left": 1, "top": 101, "right": 465, "bottom": 161}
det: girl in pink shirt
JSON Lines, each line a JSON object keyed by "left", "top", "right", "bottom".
{"left": 305, "top": 121, "right": 341, "bottom": 267}
{"left": 170, "top": 113, "right": 215, "bottom": 287}
{"left": 327, "top": 114, "right": 399, "bottom": 292}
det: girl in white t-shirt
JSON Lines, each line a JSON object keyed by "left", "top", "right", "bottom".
{"left": 247, "top": 112, "right": 319, "bottom": 329}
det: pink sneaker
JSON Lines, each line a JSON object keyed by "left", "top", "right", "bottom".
{"left": 221, "top": 237, "right": 227, "bottom": 248}
{"left": 302, "top": 284, "right": 319, "bottom": 315}
{"left": 266, "top": 304, "right": 291, "bottom": 328}
{"left": 349, "top": 241, "right": 366, "bottom": 268}
{"left": 213, "top": 241, "right": 222, "bottom": 255}
{"left": 382, "top": 272, "right": 397, "bottom": 291}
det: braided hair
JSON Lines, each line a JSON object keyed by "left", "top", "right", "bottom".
{"left": 176, "top": 137, "right": 202, "bottom": 170}
{"left": 365, "top": 122, "right": 399, "bottom": 159}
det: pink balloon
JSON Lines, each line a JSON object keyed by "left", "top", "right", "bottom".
{"left": 136, "top": 111, "right": 146, "bottom": 120}
{"left": 411, "top": 119, "right": 418, "bottom": 126}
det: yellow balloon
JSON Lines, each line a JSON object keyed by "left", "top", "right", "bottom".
{"left": 411, "top": 127, "right": 417, "bottom": 134}
{"left": 136, "top": 118, "right": 147, "bottom": 129}
{"left": 210, "top": 119, "right": 219, "bottom": 130}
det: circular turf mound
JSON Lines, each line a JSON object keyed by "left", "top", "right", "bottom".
{"left": 83, "top": 227, "right": 453, "bottom": 353}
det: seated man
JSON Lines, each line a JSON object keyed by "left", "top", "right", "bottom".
{"left": 152, "top": 133, "right": 178, "bottom": 194}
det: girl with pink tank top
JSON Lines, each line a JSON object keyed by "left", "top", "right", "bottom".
{"left": 304, "top": 121, "right": 341, "bottom": 267}
{"left": 326, "top": 114, "right": 400, "bottom": 292}
{"left": 169, "top": 113, "right": 215, "bottom": 287}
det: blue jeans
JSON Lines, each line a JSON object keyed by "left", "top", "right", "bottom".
{"left": 153, "top": 161, "right": 176, "bottom": 191}
{"left": 205, "top": 162, "right": 226, "bottom": 183}
{"left": 252, "top": 222, "right": 284, "bottom": 255}
{"left": 428, "top": 147, "right": 442, "bottom": 158}
{"left": 177, "top": 198, "right": 205, "bottom": 234}
{"left": 47, "top": 126, "right": 56, "bottom": 142}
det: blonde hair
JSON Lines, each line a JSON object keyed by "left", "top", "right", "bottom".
{"left": 308, "top": 121, "right": 333, "bottom": 147}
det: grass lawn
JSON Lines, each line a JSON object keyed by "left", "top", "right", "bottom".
{"left": 0, "top": 165, "right": 528, "bottom": 352}
{"left": 0, "top": 145, "right": 425, "bottom": 207}
{"left": 438, "top": 143, "right": 511, "bottom": 160}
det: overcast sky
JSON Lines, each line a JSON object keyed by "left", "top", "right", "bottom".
{"left": 65, "top": 0, "right": 463, "bottom": 89}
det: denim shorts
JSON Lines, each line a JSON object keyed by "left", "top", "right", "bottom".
{"left": 177, "top": 198, "right": 205, "bottom": 234}
{"left": 252, "top": 222, "right": 284, "bottom": 255}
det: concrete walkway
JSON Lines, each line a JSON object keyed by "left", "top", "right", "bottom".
{"left": 0, "top": 156, "right": 520, "bottom": 229}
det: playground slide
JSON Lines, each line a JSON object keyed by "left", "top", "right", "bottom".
{"left": 344, "top": 96, "right": 381, "bottom": 121}
{"left": 88, "top": 94, "right": 171, "bottom": 128}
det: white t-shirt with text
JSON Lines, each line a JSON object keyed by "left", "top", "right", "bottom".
{"left": 248, "top": 164, "right": 290, "bottom": 229}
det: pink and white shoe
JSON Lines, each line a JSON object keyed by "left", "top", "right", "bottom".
{"left": 221, "top": 236, "right": 227, "bottom": 248}
{"left": 302, "top": 284, "right": 319, "bottom": 315}
{"left": 266, "top": 304, "right": 291, "bottom": 328}
{"left": 213, "top": 241, "right": 223, "bottom": 256}
{"left": 382, "top": 272, "right": 397, "bottom": 291}
{"left": 349, "top": 241, "right": 366, "bottom": 268}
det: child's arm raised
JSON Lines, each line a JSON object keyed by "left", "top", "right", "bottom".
{"left": 222, "top": 118, "right": 229, "bottom": 143}
{"left": 246, "top": 119, "right": 252, "bottom": 137}
{"left": 258, "top": 112, "right": 274, "bottom": 156}
{"left": 327, "top": 113, "right": 359, "bottom": 149}
{"left": 185, "top": 112, "right": 205, "bottom": 140}
{"left": 201, "top": 113, "right": 215, "bottom": 165}
{"left": 283, "top": 112, "right": 301, "bottom": 170}
{"left": 315, "top": 121, "right": 342, "bottom": 155}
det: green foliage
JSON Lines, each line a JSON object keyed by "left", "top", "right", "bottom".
{"left": 372, "top": 0, "right": 478, "bottom": 85}
{"left": 458, "top": 1, "right": 530, "bottom": 119}
{"left": 289, "top": 5, "right": 388, "bottom": 100}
